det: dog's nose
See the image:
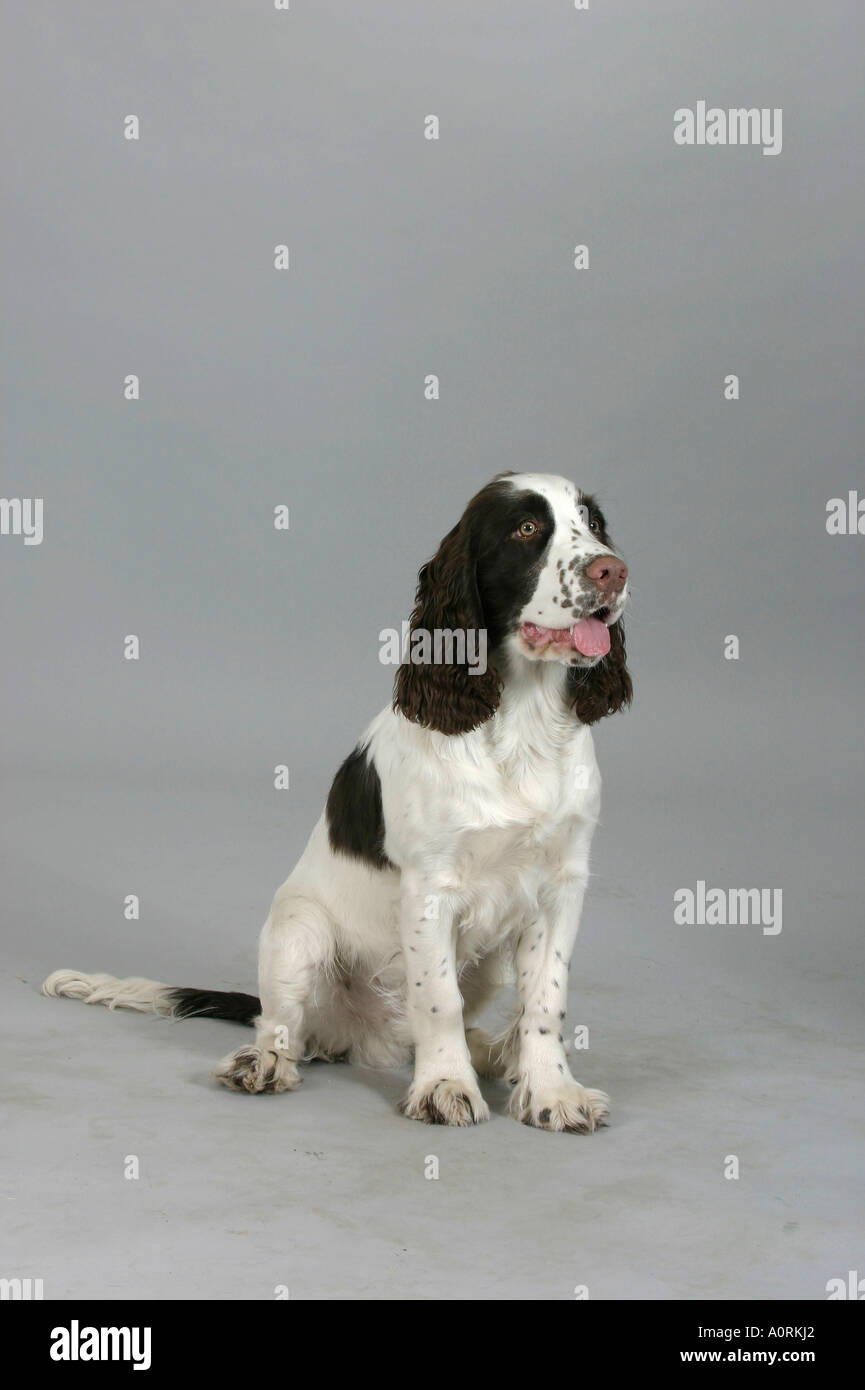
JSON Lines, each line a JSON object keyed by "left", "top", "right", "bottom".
{"left": 584, "top": 554, "right": 628, "bottom": 595}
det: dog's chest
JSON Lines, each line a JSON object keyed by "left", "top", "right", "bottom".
{"left": 454, "top": 754, "right": 584, "bottom": 876}
{"left": 379, "top": 699, "right": 598, "bottom": 901}
{"left": 445, "top": 725, "right": 598, "bottom": 915}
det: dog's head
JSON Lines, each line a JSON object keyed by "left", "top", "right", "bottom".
{"left": 394, "top": 472, "right": 632, "bottom": 733}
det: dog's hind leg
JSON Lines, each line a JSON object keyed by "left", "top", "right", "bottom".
{"left": 214, "top": 895, "right": 336, "bottom": 1095}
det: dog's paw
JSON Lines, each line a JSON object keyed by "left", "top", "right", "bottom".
{"left": 214, "top": 1046, "right": 301, "bottom": 1095}
{"left": 510, "top": 1078, "right": 610, "bottom": 1133}
{"left": 399, "top": 1078, "right": 489, "bottom": 1126}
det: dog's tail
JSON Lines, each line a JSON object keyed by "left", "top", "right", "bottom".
{"left": 41, "top": 969, "right": 261, "bottom": 1026}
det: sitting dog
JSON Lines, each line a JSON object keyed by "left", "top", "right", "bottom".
{"left": 44, "top": 472, "right": 631, "bottom": 1131}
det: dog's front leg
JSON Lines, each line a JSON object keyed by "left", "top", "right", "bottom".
{"left": 508, "top": 872, "right": 610, "bottom": 1134}
{"left": 397, "top": 872, "right": 489, "bottom": 1126}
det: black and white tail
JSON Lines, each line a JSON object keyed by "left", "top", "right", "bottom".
{"left": 41, "top": 969, "right": 261, "bottom": 1026}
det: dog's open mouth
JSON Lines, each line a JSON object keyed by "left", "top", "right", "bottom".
{"left": 520, "top": 608, "right": 612, "bottom": 657}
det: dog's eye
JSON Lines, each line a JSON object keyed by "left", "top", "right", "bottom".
{"left": 589, "top": 517, "right": 601, "bottom": 535}
{"left": 515, "top": 520, "right": 538, "bottom": 538}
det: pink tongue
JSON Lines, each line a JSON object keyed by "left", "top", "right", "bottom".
{"left": 571, "top": 617, "right": 611, "bottom": 657}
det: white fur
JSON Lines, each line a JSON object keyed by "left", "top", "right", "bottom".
{"left": 42, "top": 970, "right": 175, "bottom": 1015}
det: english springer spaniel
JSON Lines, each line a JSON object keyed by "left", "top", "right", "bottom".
{"left": 43, "top": 472, "right": 631, "bottom": 1132}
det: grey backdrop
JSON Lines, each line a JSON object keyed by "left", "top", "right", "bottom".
{"left": 2, "top": 1, "right": 863, "bottom": 1300}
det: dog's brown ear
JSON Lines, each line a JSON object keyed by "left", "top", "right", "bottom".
{"left": 568, "top": 618, "right": 633, "bottom": 725}
{"left": 393, "top": 518, "right": 501, "bottom": 735}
